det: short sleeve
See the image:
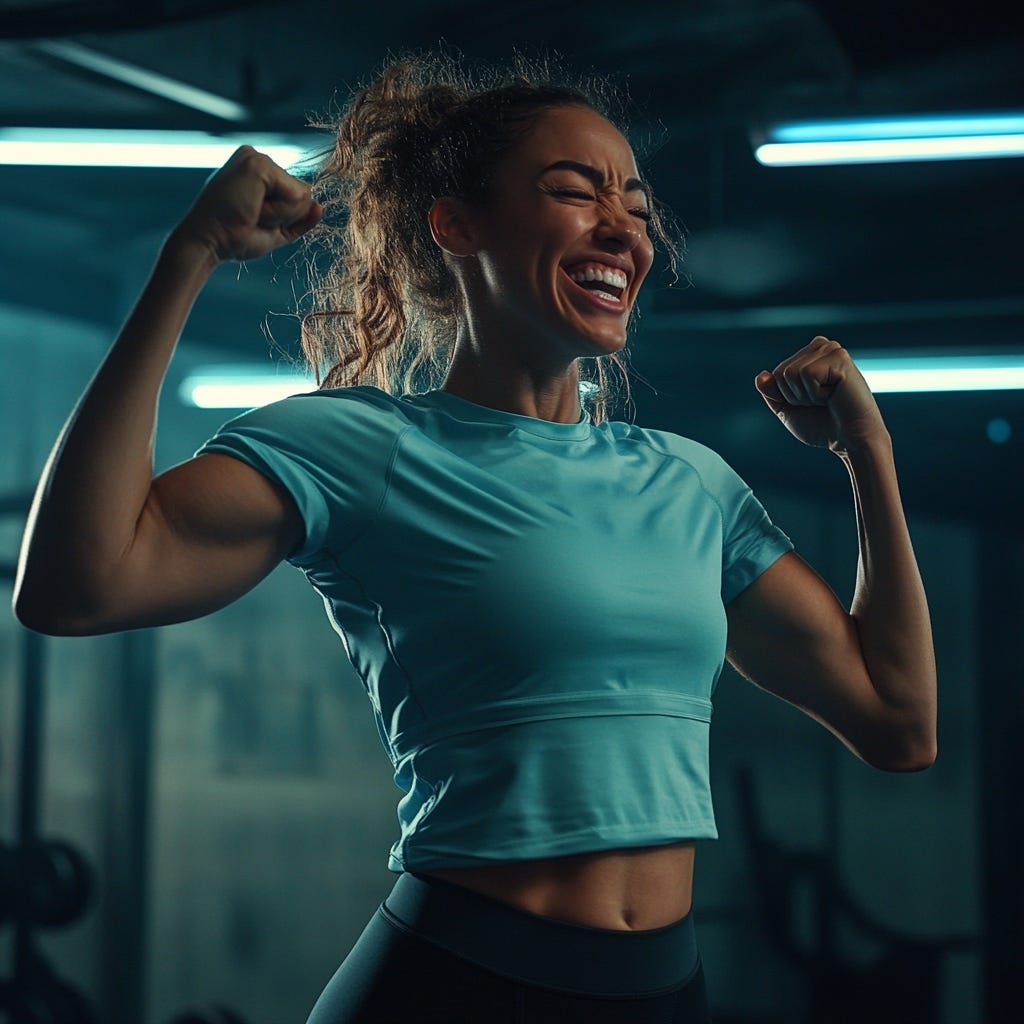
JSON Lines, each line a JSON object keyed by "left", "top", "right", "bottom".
{"left": 194, "top": 387, "right": 403, "bottom": 567}
{"left": 709, "top": 454, "right": 794, "bottom": 604}
{"left": 675, "top": 442, "right": 793, "bottom": 604}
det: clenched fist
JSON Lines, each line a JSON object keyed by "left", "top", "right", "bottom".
{"left": 755, "top": 336, "right": 889, "bottom": 455}
{"left": 171, "top": 145, "right": 323, "bottom": 264}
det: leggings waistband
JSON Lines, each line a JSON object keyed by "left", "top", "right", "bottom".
{"left": 381, "top": 870, "right": 700, "bottom": 997}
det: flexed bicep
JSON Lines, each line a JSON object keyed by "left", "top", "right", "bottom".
{"left": 20, "top": 453, "right": 303, "bottom": 636}
{"left": 724, "top": 550, "right": 920, "bottom": 771}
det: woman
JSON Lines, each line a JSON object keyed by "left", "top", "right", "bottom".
{"left": 14, "top": 51, "right": 936, "bottom": 1023}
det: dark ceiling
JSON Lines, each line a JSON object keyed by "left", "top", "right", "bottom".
{"left": 1, "top": 0, "right": 1022, "bottom": 528}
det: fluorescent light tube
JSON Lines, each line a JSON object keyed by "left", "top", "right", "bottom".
{"left": 180, "top": 353, "right": 1024, "bottom": 409}
{"left": 754, "top": 112, "right": 1024, "bottom": 165}
{"left": 768, "top": 114, "right": 1024, "bottom": 142}
{"left": 851, "top": 354, "right": 1024, "bottom": 393}
{"left": 184, "top": 373, "right": 605, "bottom": 410}
{"left": 180, "top": 368, "right": 316, "bottom": 408}
{"left": 0, "top": 128, "right": 314, "bottom": 169}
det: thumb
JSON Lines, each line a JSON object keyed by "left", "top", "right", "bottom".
{"left": 754, "top": 370, "right": 787, "bottom": 415}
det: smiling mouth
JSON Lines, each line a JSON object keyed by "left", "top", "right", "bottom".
{"left": 561, "top": 268, "right": 628, "bottom": 312}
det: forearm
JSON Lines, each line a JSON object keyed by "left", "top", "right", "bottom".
{"left": 14, "top": 233, "right": 218, "bottom": 616}
{"left": 841, "top": 432, "right": 937, "bottom": 757}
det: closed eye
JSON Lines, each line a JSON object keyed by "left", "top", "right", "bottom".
{"left": 553, "top": 188, "right": 593, "bottom": 201}
{"left": 552, "top": 188, "right": 651, "bottom": 223}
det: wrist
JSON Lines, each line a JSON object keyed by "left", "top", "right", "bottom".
{"left": 161, "top": 227, "right": 222, "bottom": 278}
{"left": 835, "top": 429, "right": 894, "bottom": 468}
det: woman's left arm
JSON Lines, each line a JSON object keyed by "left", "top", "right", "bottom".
{"left": 724, "top": 336, "right": 937, "bottom": 772}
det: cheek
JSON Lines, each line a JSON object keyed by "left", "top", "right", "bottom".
{"left": 634, "top": 239, "right": 656, "bottom": 284}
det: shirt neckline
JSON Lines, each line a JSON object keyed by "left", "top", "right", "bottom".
{"left": 409, "top": 389, "right": 592, "bottom": 441}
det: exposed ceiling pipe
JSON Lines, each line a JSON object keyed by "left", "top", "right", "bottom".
{"left": 30, "top": 39, "right": 251, "bottom": 122}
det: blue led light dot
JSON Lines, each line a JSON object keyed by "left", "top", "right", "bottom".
{"left": 986, "top": 418, "right": 1012, "bottom": 444}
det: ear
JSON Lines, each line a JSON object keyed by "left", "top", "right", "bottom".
{"left": 428, "top": 197, "right": 478, "bottom": 258}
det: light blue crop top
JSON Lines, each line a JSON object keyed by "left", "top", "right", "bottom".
{"left": 196, "top": 385, "right": 794, "bottom": 872}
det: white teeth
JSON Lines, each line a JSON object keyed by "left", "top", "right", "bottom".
{"left": 569, "top": 266, "right": 627, "bottom": 290}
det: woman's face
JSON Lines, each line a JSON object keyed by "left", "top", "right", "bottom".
{"left": 457, "top": 104, "right": 656, "bottom": 362}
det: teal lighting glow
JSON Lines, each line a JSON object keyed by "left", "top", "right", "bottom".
{"left": 851, "top": 354, "right": 1024, "bottom": 393}
{"left": 0, "top": 128, "right": 314, "bottom": 169}
{"left": 180, "top": 367, "right": 316, "bottom": 409}
{"left": 754, "top": 113, "right": 1024, "bottom": 165}
{"left": 986, "top": 418, "right": 1012, "bottom": 444}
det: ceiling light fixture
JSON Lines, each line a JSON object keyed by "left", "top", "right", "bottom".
{"left": 754, "top": 113, "right": 1024, "bottom": 166}
{"left": 179, "top": 353, "right": 1024, "bottom": 410}
{"left": 851, "top": 353, "right": 1024, "bottom": 393}
{"left": 179, "top": 368, "right": 316, "bottom": 409}
{"left": 0, "top": 128, "right": 316, "bottom": 169}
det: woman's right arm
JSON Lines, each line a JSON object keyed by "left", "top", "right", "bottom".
{"left": 13, "top": 146, "right": 323, "bottom": 636}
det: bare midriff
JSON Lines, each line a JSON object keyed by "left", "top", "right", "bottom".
{"left": 424, "top": 840, "right": 696, "bottom": 932}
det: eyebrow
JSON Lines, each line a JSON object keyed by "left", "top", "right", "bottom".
{"left": 538, "top": 160, "right": 648, "bottom": 195}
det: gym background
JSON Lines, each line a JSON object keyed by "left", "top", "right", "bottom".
{"left": 1, "top": 1, "right": 1021, "bottom": 1022}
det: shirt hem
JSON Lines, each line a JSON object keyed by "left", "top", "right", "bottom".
{"left": 387, "top": 820, "right": 719, "bottom": 873}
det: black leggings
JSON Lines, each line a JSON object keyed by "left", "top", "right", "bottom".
{"left": 306, "top": 871, "right": 711, "bottom": 1023}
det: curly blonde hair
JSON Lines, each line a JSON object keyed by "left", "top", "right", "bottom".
{"left": 297, "top": 48, "right": 683, "bottom": 424}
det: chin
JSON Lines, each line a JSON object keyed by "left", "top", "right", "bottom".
{"left": 578, "top": 325, "right": 629, "bottom": 356}
{"left": 540, "top": 309, "right": 630, "bottom": 360}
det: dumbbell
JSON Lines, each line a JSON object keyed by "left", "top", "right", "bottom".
{"left": 0, "top": 839, "right": 93, "bottom": 928}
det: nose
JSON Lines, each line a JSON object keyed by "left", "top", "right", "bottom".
{"left": 593, "top": 200, "right": 646, "bottom": 253}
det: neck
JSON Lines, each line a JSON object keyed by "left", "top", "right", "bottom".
{"left": 442, "top": 340, "right": 583, "bottom": 425}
